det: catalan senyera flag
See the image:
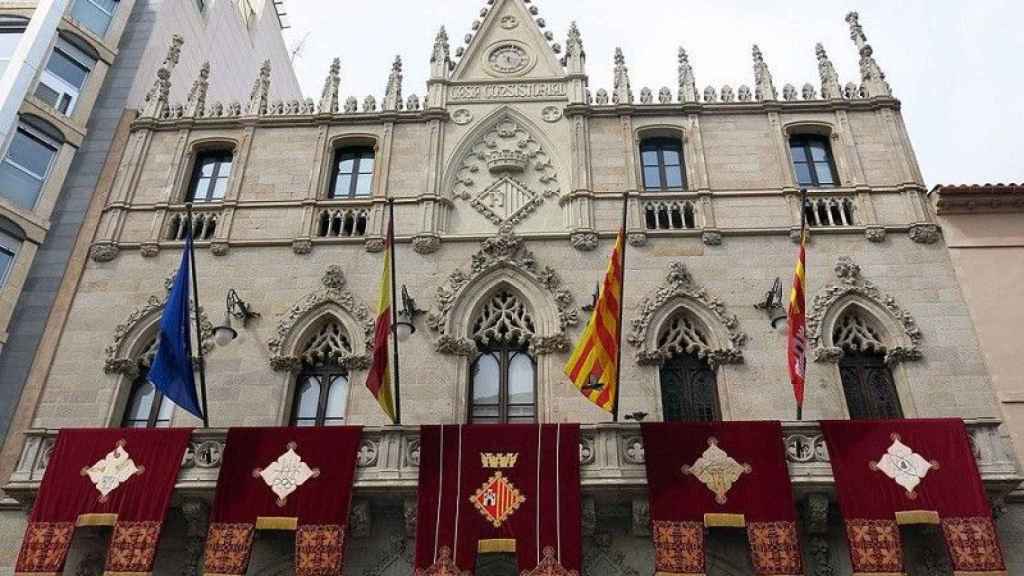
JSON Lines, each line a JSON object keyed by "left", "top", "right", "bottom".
{"left": 365, "top": 222, "right": 397, "bottom": 423}
{"left": 787, "top": 228, "right": 808, "bottom": 415}
{"left": 564, "top": 229, "right": 625, "bottom": 413}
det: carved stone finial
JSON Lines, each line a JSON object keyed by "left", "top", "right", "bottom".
{"left": 430, "top": 27, "right": 452, "bottom": 79}
{"left": 343, "top": 96, "right": 358, "bottom": 113}
{"left": 752, "top": 44, "right": 777, "bottom": 101}
{"left": 563, "top": 21, "right": 585, "bottom": 74}
{"left": 612, "top": 47, "right": 633, "bottom": 104}
{"left": 184, "top": 62, "right": 210, "bottom": 118}
{"left": 845, "top": 12, "right": 891, "bottom": 97}
{"left": 815, "top": 43, "right": 842, "bottom": 100}
{"left": 677, "top": 47, "right": 698, "bottom": 103}
{"left": 783, "top": 83, "right": 797, "bottom": 101}
{"left": 383, "top": 55, "right": 404, "bottom": 111}
{"left": 704, "top": 85, "right": 717, "bottom": 103}
{"left": 802, "top": 82, "right": 817, "bottom": 100}
{"left": 246, "top": 60, "right": 272, "bottom": 115}
{"left": 318, "top": 58, "right": 341, "bottom": 114}
{"left": 140, "top": 34, "right": 184, "bottom": 118}
{"left": 639, "top": 87, "right": 653, "bottom": 104}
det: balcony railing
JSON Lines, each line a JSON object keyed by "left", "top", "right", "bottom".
{"left": 5, "top": 419, "right": 1020, "bottom": 504}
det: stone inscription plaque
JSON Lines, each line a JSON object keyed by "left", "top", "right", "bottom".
{"left": 449, "top": 82, "right": 568, "bottom": 102}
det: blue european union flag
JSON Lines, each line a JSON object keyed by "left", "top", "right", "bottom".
{"left": 148, "top": 233, "right": 204, "bottom": 420}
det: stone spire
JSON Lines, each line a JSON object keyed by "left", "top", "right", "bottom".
{"left": 845, "top": 12, "right": 891, "bottom": 97}
{"left": 752, "top": 44, "right": 777, "bottom": 101}
{"left": 318, "top": 58, "right": 341, "bottom": 114}
{"left": 563, "top": 21, "right": 585, "bottom": 75}
{"left": 815, "top": 43, "right": 842, "bottom": 100}
{"left": 383, "top": 55, "right": 403, "bottom": 111}
{"left": 184, "top": 61, "right": 210, "bottom": 117}
{"left": 677, "top": 47, "right": 697, "bottom": 103}
{"left": 612, "top": 47, "right": 632, "bottom": 104}
{"left": 140, "top": 34, "right": 183, "bottom": 118}
{"left": 430, "top": 27, "right": 452, "bottom": 80}
{"left": 246, "top": 60, "right": 271, "bottom": 116}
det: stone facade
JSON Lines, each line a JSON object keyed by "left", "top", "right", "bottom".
{"left": 0, "top": 2, "right": 1019, "bottom": 575}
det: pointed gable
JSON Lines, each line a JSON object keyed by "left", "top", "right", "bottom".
{"left": 450, "top": 0, "right": 565, "bottom": 83}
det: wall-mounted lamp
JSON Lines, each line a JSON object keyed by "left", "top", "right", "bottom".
{"left": 213, "top": 289, "right": 261, "bottom": 347}
{"left": 755, "top": 277, "right": 788, "bottom": 331}
{"left": 393, "top": 285, "right": 424, "bottom": 342}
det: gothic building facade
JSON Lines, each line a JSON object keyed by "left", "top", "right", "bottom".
{"left": 0, "top": 1, "right": 1020, "bottom": 575}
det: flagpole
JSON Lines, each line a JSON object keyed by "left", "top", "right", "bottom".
{"left": 186, "top": 203, "right": 210, "bottom": 428}
{"left": 388, "top": 198, "right": 402, "bottom": 425}
{"left": 612, "top": 192, "right": 629, "bottom": 423}
{"left": 796, "top": 188, "right": 808, "bottom": 422}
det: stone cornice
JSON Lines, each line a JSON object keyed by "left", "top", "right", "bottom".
{"left": 932, "top": 184, "right": 1024, "bottom": 215}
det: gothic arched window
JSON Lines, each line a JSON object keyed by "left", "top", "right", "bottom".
{"left": 469, "top": 290, "right": 537, "bottom": 424}
{"left": 657, "top": 312, "right": 719, "bottom": 422}
{"left": 834, "top": 310, "right": 902, "bottom": 419}
{"left": 290, "top": 319, "right": 352, "bottom": 426}
{"left": 122, "top": 338, "right": 174, "bottom": 428}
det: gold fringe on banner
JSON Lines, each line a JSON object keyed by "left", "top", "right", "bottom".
{"left": 654, "top": 571, "right": 705, "bottom": 576}
{"left": 76, "top": 513, "right": 117, "bottom": 526}
{"left": 477, "top": 539, "right": 517, "bottom": 553}
{"left": 255, "top": 516, "right": 298, "bottom": 530}
{"left": 895, "top": 510, "right": 940, "bottom": 525}
{"left": 704, "top": 513, "right": 745, "bottom": 528}
{"left": 104, "top": 571, "right": 150, "bottom": 576}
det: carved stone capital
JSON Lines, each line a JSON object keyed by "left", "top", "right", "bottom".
{"left": 813, "top": 346, "right": 843, "bottom": 363}
{"left": 909, "top": 223, "right": 940, "bottom": 244}
{"left": 292, "top": 239, "right": 313, "bottom": 255}
{"left": 885, "top": 346, "right": 922, "bottom": 365}
{"left": 89, "top": 243, "right": 120, "bottom": 263}
{"left": 413, "top": 234, "right": 441, "bottom": 255}
{"left": 569, "top": 230, "right": 598, "bottom": 251}
{"left": 364, "top": 237, "right": 385, "bottom": 253}
{"left": 210, "top": 241, "right": 229, "bottom": 256}
{"left": 434, "top": 335, "right": 477, "bottom": 357}
{"left": 701, "top": 230, "right": 722, "bottom": 246}
{"left": 140, "top": 243, "right": 160, "bottom": 258}
{"left": 529, "top": 334, "right": 570, "bottom": 356}
{"left": 627, "top": 232, "right": 647, "bottom": 247}
{"left": 864, "top": 226, "right": 886, "bottom": 243}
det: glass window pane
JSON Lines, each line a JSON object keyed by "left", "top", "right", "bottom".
{"left": 809, "top": 141, "right": 830, "bottom": 162}
{"left": 294, "top": 376, "right": 320, "bottom": 421}
{"left": 0, "top": 247, "right": 13, "bottom": 287}
{"left": 0, "top": 159, "right": 45, "bottom": 209}
{"left": 357, "top": 155, "right": 374, "bottom": 175}
{"left": 189, "top": 177, "right": 211, "bottom": 201}
{"left": 217, "top": 158, "right": 232, "bottom": 177}
{"left": 643, "top": 166, "right": 662, "bottom": 189}
{"left": 155, "top": 395, "right": 174, "bottom": 426}
{"left": 71, "top": 0, "right": 115, "bottom": 36}
{"left": 7, "top": 130, "right": 56, "bottom": 177}
{"left": 641, "top": 149, "right": 660, "bottom": 167}
{"left": 324, "top": 375, "right": 349, "bottom": 421}
{"left": 353, "top": 174, "right": 372, "bottom": 197}
{"left": 662, "top": 149, "right": 681, "bottom": 166}
{"left": 125, "top": 380, "right": 156, "bottom": 425}
{"left": 789, "top": 143, "right": 809, "bottom": 162}
{"left": 46, "top": 50, "right": 89, "bottom": 88}
{"left": 333, "top": 174, "right": 352, "bottom": 198}
{"left": 814, "top": 162, "right": 835, "bottom": 185}
{"left": 793, "top": 163, "right": 813, "bottom": 186}
{"left": 33, "top": 82, "right": 61, "bottom": 108}
{"left": 337, "top": 157, "right": 355, "bottom": 175}
{"left": 211, "top": 177, "right": 228, "bottom": 199}
{"left": 664, "top": 165, "right": 684, "bottom": 189}
{"left": 507, "top": 353, "right": 534, "bottom": 405}
{"left": 472, "top": 353, "right": 500, "bottom": 405}
{"left": 0, "top": 31, "right": 22, "bottom": 59}
{"left": 199, "top": 158, "right": 216, "bottom": 177}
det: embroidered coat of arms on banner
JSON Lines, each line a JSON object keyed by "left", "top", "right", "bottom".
{"left": 640, "top": 421, "right": 803, "bottom": 576}
{"left": 14, "top": 428, "right": 192, "bottom": 576}
{"left": 414, "top": 424, "right": 581, "bottom": 576}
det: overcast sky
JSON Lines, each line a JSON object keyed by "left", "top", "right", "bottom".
{"left": 281, "top": 0, "right": 1023, "bottom": 187}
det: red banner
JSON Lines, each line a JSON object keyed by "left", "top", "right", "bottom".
{"left": 15, "top": 428, "right": 191, "bottom": 576}
{"left": 820, "top": 419, "right": 1006, "bottom": 576}
{"left": 414, "top": 424, "right": 581, "bottom": 576}
{"left": 641, "top": 421, "right": 802, "bottom": 576}
{"left": 202, "top": 427, "right": 362, "bottom": 576}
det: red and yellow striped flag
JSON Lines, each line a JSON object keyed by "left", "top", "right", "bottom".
{"left": 787, "top": 228, "right": 808, "bottom": 416}
{"left": 564, "top": 230, "right": 625, "bottom": 413}
{"left": 364, "top": 223, "right": 397, "bottom": 423}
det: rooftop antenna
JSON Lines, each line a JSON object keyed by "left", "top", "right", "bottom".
{"left": 290, "top": 31, "right": 310, "bottom": 63}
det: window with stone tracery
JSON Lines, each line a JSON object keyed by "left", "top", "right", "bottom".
{"left": 469, "top": 290, "right": 536, "bottom": 424}
{"left": 122, "top": 337, "right": 174, "bottom": 428}
{"left": 291, "top": 319, "right": 352, "bottom": 426}
{"left": 657, "top": 311, "right": 719, "bottom": 422}
{"left": 834, "top": 308, "right": 902, "bottom": 419}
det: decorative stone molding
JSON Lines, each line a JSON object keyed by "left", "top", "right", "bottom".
{"left": 612, "top": 48, "right": 633, "bottom": 104}
{"left": 428, "top": 226, "right": 578, "bottom": 356}
{"left": 803, "top": 493, "right": 830, "bottom": 534}
{"left": 569, "top": 230, "right": 598, "bottom": 251}
{"left": 363, "top": 237, "right": 384, "bottom": 253}
{"left": 846, "top": 12, "right": 892, "bottom": 98}
{"left": 184, "top": 62, "right": 209, "bottom": 118}
{"left": 140, "top": 243, "right": 160, "bottom": 258}
{"left": 412, "top": 234, "right": 441, "bottom": 255}
{"left": 452, "top": 108, "right": 473, "bottom": 125}
{"left": 752, "top": 45, "right": 777, "bottom": 101}
{"left": 89, "top": 243, "right": 119, "bottom": 263}
{"left": 210, "top": 242, "right": 229, "bottom": 256}
{"left": 628, "top": 262, "right": 746, "bottom": 367}
{"left": 807, "top": 256, "right": 923, "bottom": 365}
{"left": 816, "top": 43, "right": 842, "bottom": 100}
{"left": 701, "top": 230, "right": 722, "bottom": 246}
{"left": 677, "top": 47, "right": 698, "bottom": 103}
{"left": 318, "top": 58, "right": 341, "bottom": 114}
{"left": 382, "top": 56, "right": 404, "bottom": 112}
{"left": 627, "top": 232, "right": 647, "bottom": 247}
{"left": 908, "top": 223, "right": 940, "bottom": 244}
{"left": 180, "top": 499, "right": 209, "bottom": 576}
{"left": 246, "top": 60, "right": 271, "bottom": 116}
{"left": 291, "top": 239, "right": 313, "bottom": 255}
{"left": 541, "top": 106, "right": 562, "bottom": 123}
{"left": 450, "top": 109, "right": 560, "bottom": 228}
{"left": 808, "top": 536, "right": 836, "bottom": 576}
{"left": 139, "top": 35, "right": 183, "bottom": 119}
{"left": 864, "top": 226, "right": 886, "bottom": 243}
{"left": 267, "top": 266, "right": 374, "bottom": 372}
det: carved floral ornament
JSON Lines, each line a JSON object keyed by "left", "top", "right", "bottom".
{"left": 627, "top": 262, "right": 746, "bottom": 367}
{"left": 267, "top": 266, "right": 374, "bottom": 372}
{"left": 807, "top": 256, "right": 923, "bottom": 365}
{"left": 427, "top": 226, "right": 578, "bottom": 356}
{"left": 449, "top": 109, "right": 561, "bottom": 228}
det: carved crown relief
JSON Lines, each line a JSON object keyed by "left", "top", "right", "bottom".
{"left": 451, "top": 111, "right": 560, "bottom": 228}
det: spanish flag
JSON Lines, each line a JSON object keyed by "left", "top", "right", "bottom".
{"left": 364, "top": 221, "right": 397, "bottom": 423}
{"left": 565, "top": 230, "right": 625, "bottom": 413}
{"left": 787, "top": 226, "right": 808, "bottom": 419}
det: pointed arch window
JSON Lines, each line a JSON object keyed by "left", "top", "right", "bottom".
{"left": 290, "top": 319, "right": 352, "bottom": 426}
{"left": 657, "top": 311, "right": 719, "bottom": 422}
{"left": 469, "top": 290, "right": 537, "bottom": 424}
{"left": 122, "top": 338, "right": 174, "bottom": 428}
{"left": 834, "top": 310, "right": 902, "bottom": 419}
